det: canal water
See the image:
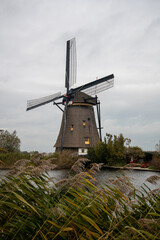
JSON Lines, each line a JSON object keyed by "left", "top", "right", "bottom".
{"left": 96, "top": 169, "right": 160, "bottom": 190}
{"left": 1, "top": 169, "right": 160, "bottom": 190}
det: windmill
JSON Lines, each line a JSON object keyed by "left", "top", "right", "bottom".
{"left": 27, "top": 38, "right": 114, "bottom": 155}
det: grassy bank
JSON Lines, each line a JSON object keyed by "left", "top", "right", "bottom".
{"left": 0, "top": 152, "right": 30, "bottom": 168}
{"left": 0, "top": 162, "right": 160, "bottom": 239}
{"left": 0, "top": 150, "right": 78, "bottom": 169}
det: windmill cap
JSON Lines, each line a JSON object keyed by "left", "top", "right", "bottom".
{"left": 72, "top": 92, "right": 97, "bottom": 105}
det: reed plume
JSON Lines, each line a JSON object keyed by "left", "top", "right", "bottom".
{"left": 70, "top": 158, "right": 90, "bottom": 174}
{"left": 8, "top": 154, "right": 57, "bottom": 176}
{"left": 110, "top": 175, "right": 134, "bottom": 194}
{"left": 146, "top": 175, "right": 160, "bottom": 185}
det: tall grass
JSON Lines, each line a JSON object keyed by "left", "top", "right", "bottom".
{"left": 0, "top": 150, "right": 78, "bottom": 169}
{"left": 0, "top": 166, "right": 160, "bottom": 239}
{"left": 0, "top": 152, "right": 30, "bottom": 168}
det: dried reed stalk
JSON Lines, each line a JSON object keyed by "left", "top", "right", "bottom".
{"left": 110, "top": 176, "right": 134, "bottom": 194}
{"left": 89, "top": 163, "right": 103, "bottom": 174}
{"left": 13, "top": 159, "right": 31, "bottom": 168}
{"left": 70, "top": 158, "right": 90, "bottom": 174}
{"left": 56, "top": 158, "right": 99, "bottom": 189}
{"left": 8, "top": 154, "right": 57, "bottom": 176}
{"left": 146, "top": 175, "right": 160, "bottom": 185}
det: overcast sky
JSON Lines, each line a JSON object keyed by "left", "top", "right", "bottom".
{"left": 0, "top": 0, "right": 160, "bottom": 152}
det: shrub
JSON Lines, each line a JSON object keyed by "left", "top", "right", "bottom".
{"left": 150, "top": 154, "right": 160, "bottom": 170}
{"left": 87, "top": 148, "right": 97, "bottom": 162}
{"left": 87, "top": 133, "right": 128, "bottom": 165}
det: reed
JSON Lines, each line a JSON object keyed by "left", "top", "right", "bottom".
{"left": 146, "top": 175, "right": 160, "bottom": 185}
{"left": 7, "top": 154, "right": 57, "bottom": 177}
{"left": 0, "top": 150, "right": 78, "bottom": 170}
{"left": 0, "top": 164, "right": 160, "bottom": 239}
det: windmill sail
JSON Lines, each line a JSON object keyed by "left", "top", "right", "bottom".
{"left": 27, "top": 91, "right": 62, "bottom": 111}
{"left": 83, "top": 78, "right": 114, "bottom": 96}
{"left": 69, "top": 74, "right": 114, "bottom": 96}
{"left": 65, "top": 38, "right": 77, "bottom": 93}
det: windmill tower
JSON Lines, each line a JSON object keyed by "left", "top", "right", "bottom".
{"left": 27, "top": 38, "right": 114, "bottom": 155}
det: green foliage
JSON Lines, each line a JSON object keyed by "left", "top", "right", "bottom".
{"left": 106, "top": 133, "right": 127, "bottom": 164}
{"left": 88, "top": 133, "right": 145, "bottom": 165}
{"left": 87, "top": 148, "right": 97, "bottom": 162}
{"left": 0, "top": 171, "right": 160, "bottom": 239}
{"left": 127, "top": 146, "right": 145, "bottom": 159}
{"left": 94, "top": 141, "right": 108, "bottom": 163}
{"left": 0, "top": 130, "right": 21, "bottom": 152}
{"left": 88, "top": 133, "right": 129, "bottom": 165}
{"left": 88, "top": 141, "right": 109, "bottom": 164}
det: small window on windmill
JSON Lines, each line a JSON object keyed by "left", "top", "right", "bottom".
{"left": 70, "top": 124, "right": 74, "bottom": 132}
{"left": 83, "top": 120, "right": 86, "bottom": 127}
{"left": 85, "top": 137, "right": 90, "bottom": 145}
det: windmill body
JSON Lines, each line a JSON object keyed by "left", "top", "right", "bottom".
{"left": 54, "top": 92, "right": 99, "bottom": 155}
{"left": 27, "top": 38, "right": 114, "bottom": 154}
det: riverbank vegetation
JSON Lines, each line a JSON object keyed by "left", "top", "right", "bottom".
{"left": 0, "top": 159, "right": 160, "bottom": 239}
{"left": 0, "top": 150, "right": 77, "bottom": 170}
{"left": 0, "top": 130, "right": 159, "bottom": 170}
{"left": 150, "top": 153, "right": 160, "bottom": 170}
{"left": 0, "top": 152, "right": 30, "bottom": 168}
{"left": 87, "top": 133, "right": 160, "bottom": 170}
